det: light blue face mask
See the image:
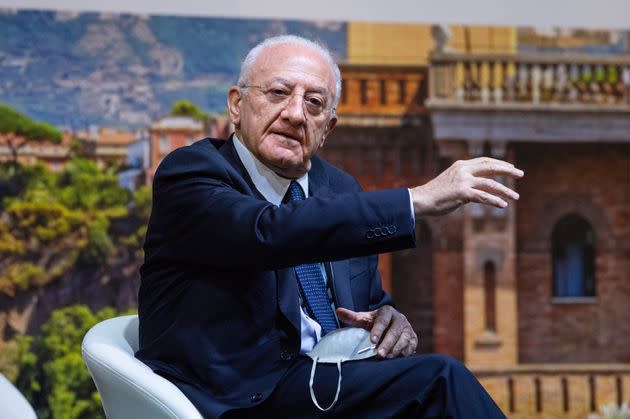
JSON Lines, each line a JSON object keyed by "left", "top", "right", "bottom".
{"left": 305, "top": 327, "right": 377, "bottom": 412}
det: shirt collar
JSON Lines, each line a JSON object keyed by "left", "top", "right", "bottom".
{"left": 233, "top": 134, "right": 309, "bottom": 206}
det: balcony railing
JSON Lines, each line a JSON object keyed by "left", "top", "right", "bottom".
{"left": 429, "top": 51, "right": 630, "bottom": 109}
{"left": 474, "top": 364, "right": 630, "bottom": 418}
{"left": 337, "top": 64, "right": 428, "bottom": 125}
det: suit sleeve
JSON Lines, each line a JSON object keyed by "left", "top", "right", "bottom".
{"left": 143, "top": 144, "right": 416, "bottom": 272}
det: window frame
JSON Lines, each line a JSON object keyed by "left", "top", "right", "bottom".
{"left": 551, "top": 214, "right": 597, "bottom": 300}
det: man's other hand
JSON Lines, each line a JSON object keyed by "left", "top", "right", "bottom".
{"left": 411, "top": 157, "right": 524, "bottom": 217}
{"left": 336, "top": 306, "right": 418, "bottom": 359}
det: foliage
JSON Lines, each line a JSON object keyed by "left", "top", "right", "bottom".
{"left": 0, "top": 102, "right": 152, "bottom": 418}
{"left": 0, "top": 102, "right": 62, "bottom": 166}
{"left": 0, "top": 104, "right": 152, "bottom": 416}
{"left": 0, "top": 162, "right": 57, "bottom": 202}
{"left": 57, "top": 159, "right": 129, "bottom": 211}
{"left": 0, "top": 197, "right": 85, "bottom": 296}
{"left": 12, "top": 335, "right": 40, "bottom": 403}
{"left": 600, "top": 403, "right": 630, "bottom": 419}
{"left": 80, "top": 216, "right": 112, "bottom": 265}
{"left": 170, "top": 99, "right": 207, "bottom": 121}
{"left": 13, "top": 305, "right": 136, "bottom": 419}
{"left": 0, "top": 160, "right": 143, "bottom": 296}
{"left": 131, "top": 186, "right": 152, "bottom": 221}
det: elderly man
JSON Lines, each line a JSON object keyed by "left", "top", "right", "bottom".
{"left": 136, "top": 35, "right": 522, "bottom": 418}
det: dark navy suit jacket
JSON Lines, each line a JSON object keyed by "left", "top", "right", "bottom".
{"left": 136, "top": 137, "right": 416, "bottom": 417}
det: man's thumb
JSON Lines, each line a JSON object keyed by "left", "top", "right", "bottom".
{"left": 336, "top": 307, "right": 373, "bottom": 329}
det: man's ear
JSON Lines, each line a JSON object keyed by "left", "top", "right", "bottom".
{"left": 320, "top": 115, "right": 337, "bottom": 147}
{"left": 227, "top": 86, "right": 242, "bottom": 127}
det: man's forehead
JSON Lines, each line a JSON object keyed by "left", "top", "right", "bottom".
{"left": 266, "top": 76, "right": 329, "bottom": 94}
{"left": 251, "top": 44, "right": 335, "bottom": 89}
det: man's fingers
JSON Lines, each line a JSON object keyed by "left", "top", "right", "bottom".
{"left": 402, "top": 332, "right": 419, "bottom": 357}
{"left": 376, "top": 325, "right": 402, "bottom": 358}
{"left": 389, "top": 330, "right": 412, "bottom": 358}
{"left": 474, "top": 190, "right": 508, "bottom": 208}
{"left": 473, "top": 162, "right": 524, "bottom": 179}
{"left": 335, "top": 307, "right": 374, "bottom": 329}
{"left": 370, "top": 307, "right": 393, "bottom": 345}
{"left": 470, "top": 156, "right": 514, "bottom": 167}
{"left": 473, "top": 178, "right": 519, "bottom": 201}
{"left": 375, "top": 310, "right": 406, "bottom": 358}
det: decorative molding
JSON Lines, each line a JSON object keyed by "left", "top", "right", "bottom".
{"left": 551, "top": 297, "right": 598, "bottom": 305}
{"left": 475, "top": 248, "right": 505, "bottom": 269}
{"left": 474, "top": 330, "right": 503, "bottom": 349}
{"left": 430, "top": 106, "right": 630, "bottom": 143}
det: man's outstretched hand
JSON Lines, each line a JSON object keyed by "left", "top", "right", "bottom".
{"left": 411, "top": 157, "right": 524, "bottom": 217}
{"left": 336, "top": 305, "right": 417, "bottom": 359}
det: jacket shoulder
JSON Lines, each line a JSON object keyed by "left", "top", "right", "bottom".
{"left": 311, "top": 155, "right": 363, "bottom": 193}
{"left": 153, "top": 138, "right": 231, "bottom": 184}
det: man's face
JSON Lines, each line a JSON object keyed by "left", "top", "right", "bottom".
{"left": 228, "top": 43, "right": 337, "bottom": 179}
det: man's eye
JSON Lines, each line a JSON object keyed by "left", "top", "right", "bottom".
{"left": 306, "top": 97, "right": 324, "bottom": 107}
{"left": 270, "top": 89, "right": 288, "bottom": 96}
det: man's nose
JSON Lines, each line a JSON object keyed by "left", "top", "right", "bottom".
{"left": 281, "top": 94, "right": 306, "bottom": 125}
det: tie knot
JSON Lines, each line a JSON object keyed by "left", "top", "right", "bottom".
{"left": 285, "top": 180, "right": 305, "bottom": 202}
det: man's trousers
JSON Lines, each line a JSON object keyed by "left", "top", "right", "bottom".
{"left": 224, "top": 353, "right": 506, "bottom": 418}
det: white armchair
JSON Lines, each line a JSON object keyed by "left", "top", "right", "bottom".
{"left": 82, "top": 315, "right": 203, "bottom": 419}
{"left": 0, "top": 373, "right": 37, "bottom": 419}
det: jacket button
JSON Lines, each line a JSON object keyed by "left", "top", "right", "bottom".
{"left": 374, "top": 227, "right": 382, "bottom": 237}
{"left": 387, "top": 226, "right": 396, "bottom": 234}
{"left": 280, "top": 350, "right": 292, "bottom": 361}
{"left": 366, "top": 230, "right": 374, "bottom": 239}
{"left": 251, "top": 393, "right": 263, "bottom": 403}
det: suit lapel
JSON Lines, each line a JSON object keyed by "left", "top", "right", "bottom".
{"left": 328, "top": 259, "right": 355, "bottom": 311}
{"left": 218, "top": 136, "right": 266, "bottom": 201}
{"left": 309, "top": 159, "right": 356, "bottom": 312}
{"left": 276, "top": 268, "right": 301, "bottom": 333}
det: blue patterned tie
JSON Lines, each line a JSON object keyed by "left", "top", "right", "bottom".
{"left": 284, "top": 181, "right": 338, "bottom": 335}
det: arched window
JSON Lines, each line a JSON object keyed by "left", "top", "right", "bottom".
{"left": 484, "top": 261, "right": 496, "bottom": 332}
{"left": 552, "top": 214, "right": 596, "bottom": 297}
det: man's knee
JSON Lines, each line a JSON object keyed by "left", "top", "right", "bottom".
{"left": 420, "top": 354, "right": 474, "bottom": 379}
{"left": 422, "top": 353, "right": 463, "bottom": 367}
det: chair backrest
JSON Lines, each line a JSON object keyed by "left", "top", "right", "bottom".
{"left": 82, "top": 315, "right": 203, "bottom": 419}
{"left": 0, "top": 373, "right": 37, "bottom": 419}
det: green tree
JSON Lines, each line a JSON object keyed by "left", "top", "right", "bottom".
{"left": 0, "top": 161, "right": 148, "bottom": 417}
{"left": 0, "top": 103, "right": 62, "bottom": 169}
{"left": 0, "top": 162, "right": 57, "bottom": 202}
{"left": 0, "top": 160, "right": 134, "bottom": 296}
{"left": 170, "top": 99, "right": 206, "bottom": 120}
{"left": 57, "top": 159, "right": 129, "bottom": 211}
{"left": 0, "top": 196, "right": 86, "bottom": 296}
{"left": 79, "top": 215, "right": 112, "bottom": 265}
{"left": 14, "top": 305, "right": 135, "bottom": 419}
{"left": 130, "top": 186, "right": 152, "bottom": 221}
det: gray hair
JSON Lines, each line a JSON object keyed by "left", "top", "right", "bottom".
{"left": 237, "top": 35, "right": 342, "bottom": 113}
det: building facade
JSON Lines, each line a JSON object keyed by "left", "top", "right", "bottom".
{"left": 319, "top": 23, "right": 630, "bottom": 418}
{"left": 146, "top": 116, "right": 205, "bottom": 184}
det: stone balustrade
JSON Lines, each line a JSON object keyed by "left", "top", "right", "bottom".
{"left": 336, "top": 64, "right": 428, "bottom": 126}
{"left": 429, "top": 51, "right": 630, "bottom": 108}
{"left": 474, "top": 364, "right": 630, "bottom": 418}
